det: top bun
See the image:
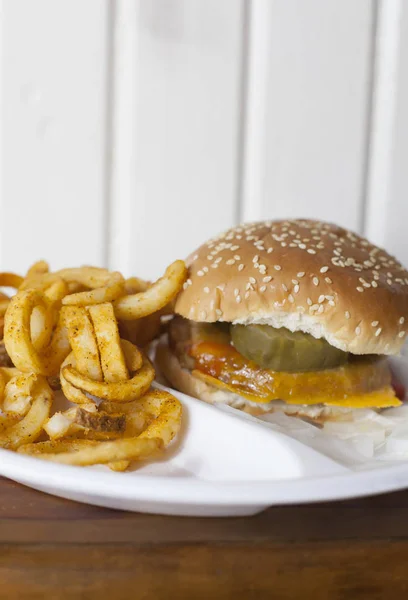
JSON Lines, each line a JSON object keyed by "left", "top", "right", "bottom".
{"left": 175, "top": 219, "right": 408, "bottom": 355}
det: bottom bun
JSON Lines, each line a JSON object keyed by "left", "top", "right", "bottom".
{"left": 155, "top": 340, "right": 369, "bottom": 422}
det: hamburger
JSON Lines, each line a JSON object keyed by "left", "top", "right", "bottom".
{"left": 156, "top": 219, "right": 408, "bottom": 420}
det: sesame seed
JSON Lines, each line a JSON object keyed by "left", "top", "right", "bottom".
{"left": 371, "top": 321, "right": 379, "bottom": 327}
{"left": 274, "top": 265, "right": 282, "bottom": 271}
{"left": 200, "top": 311, "right": 207, "bottom": 319}
{"left": 318, "top": 304, "right": 324, "bottom": 313}
{"left": 236, "top": 295, "right": 241, "bottom": 303}
{"left": 356, "top": 287, "right": 364, "bottom": 292}
{"left": 294, "top": 284, "right": 300, "bottom": 294}
{"left": 387, "top": 279, "right": 392, "bottom": 285}
{"left": 318, "top": 295, "right": 325, "bottom": 303}
{"left": 307, "top": 249, "right": 316, "bottom": 255}
{"left": 249, "top": 277, "right": 256, "bottom": 284}
{"left": 234, "top": 288, "right": 239, "bottom": 297}
{"left": 231, "top": 245, "right": 240, "bottom": 251}
{"left": 244, "top": 291, "right": 250, "bottom": 299}
{"left": 400, "top": 317, "right": 405, "bottom": 325}
{"left": 253, "top": 255, "right": 259, "bottom": 263}
{"left": 299, "top": 243, "right": 306, "bottom": 249}
{"left": 325, "top": 277, "right": 333, "bottom": 284}
{"left": 217, "top": 284, "right": 226, "bottom": 291}
{"left": 282, "top": 284, "right": 288, "bottom": 292}
{"left": 313, "top": 277, "right": 319, "bottom": 286}
{"left": 183, "top": 282, "right": 188, "bottom": 290}
{"left": 288, "top": 294, "right": 294, "bottom": 303}
{"left": 254, "top": 263, "right": 259, "bottom": 270}
{"left": 310, "top": 304, "right": 319, "bottom": 312}
{"left": 207, "top": 255, "right": 213, "bottom": 261}
{"left": 214, "top": 257, "right": 222, "bottom": 263}
{"left": 345, "top": 311, "right": 351, "bottom": 319}
{"left": 355, "top": 326, "right": 361, "bottom": 336}
{"left": 204, "top": 287, "right": 210, "bottom": 294}
{"left": 197, "top": 270, "right": 204, "bottom": 277}
{"left": 292, "top": 279, "right": 299, "bottom": 285}
{"left": 328, "top": 300, "right": 335, "bottom": 307}
{"left": 203, "top": 267, "right": 209, "bottom": 273}
{"left": 260, "top": 285, "right": 267, "bottom": 293}
{"left": 215, "top": 309, "right": 223, "bottom": 317}
{"left": 375, "top": 327, "right": 382, "bottom": 337}
{"left": 226, "top": 259, "right": 235, "bottom": 265}
{"left": 297, "top": 272, "right": 305, "bottom": 278}
{"left": 238, "top": 264, "right": 244, "bottom": 272}
{"left": 320, "top": 266, "right": 329, "bottom": 273}
{"left": 399, "top": 331, "right": 405, "bottom": 338}
{"left": 267, "top": 248, "right": 273, "bottom": 253}
{"left": 263, "top": 276, "right": 272, "bottom": 283}
{"left": 211, "top": 263, "right": 218, "bottom": 269}
{"left": 307, "top": 298, "right": 313, "bottom": 306}
{"left": 234, "top": 255, "right": 241, "bottom": 261}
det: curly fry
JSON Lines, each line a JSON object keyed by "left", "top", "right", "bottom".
{"left": 113, "top": 260, "right": 187, "bottom": 321}
{"left": 4, "top": 290, "right": 70, "bottom": 376}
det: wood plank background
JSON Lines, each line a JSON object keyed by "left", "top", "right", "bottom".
{"left": 0, "top": 0, "right": 407, "bottom": 278}
{"left": 2, "top": 477, "right": 408, "bottom": 598}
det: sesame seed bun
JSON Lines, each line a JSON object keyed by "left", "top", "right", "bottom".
{"left": 156, "top": 341, "right": 363, "bottom": 421}
{"left": 175, "top": 219, "right": 408, "bottom": 355}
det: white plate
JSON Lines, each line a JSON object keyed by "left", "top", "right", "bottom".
{"left": 2, "top": 360, "right": 408, "bottom": 517}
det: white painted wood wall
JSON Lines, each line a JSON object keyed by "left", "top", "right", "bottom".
{"left": 1, "top": 0, "right": 407, "bottom": 280}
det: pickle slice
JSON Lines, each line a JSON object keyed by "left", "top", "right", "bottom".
{"left": 230, "top": 324, "right": 348, "bottom": 372}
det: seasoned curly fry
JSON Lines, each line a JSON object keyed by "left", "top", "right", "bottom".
{"left": 4, "top": 290, "right": 70, "bottom": 376}
{"left": 26, "top": 261, "right": 49, "bottom": 279}
{"left": 0, "top": 293, "right": 10, "bottom": 319}
{"left": 56, "top": 267, "right": 121, "bottom": 288}
{"left": 62, "top": 353, "right": 155, "bottom": 402}
{"left": 18, "top": 436, "right": 161, "bottom": 465}
{"left": 120, "top": 339, "right": 143, "bottom": 372}
{"left": 88, "top": 303, "right": 128, "bottom": 382}
{"left": 0, "top": 272, "right": 24, "bottom": 290}
{"left": 19, "top": 272, "right": 63, "bottom": 292}
{"left": 0, "top": 377, "right": 53, "bottom": 449}
{"left": 3, "top": 373, "right": 39, "bottom": 416}
{"left": 124, "top": 277, "right": 150, "bottom": 294}
{"left": 113, "top": 260, "right": 187, "bottom": 320}
{"left": 59, "top": 352, "right": 94, "bottom": 405}
{"left": 65, "top": 306, "right": 103, "bottom": 381}
{"left": 0, "top": 258, "right": 184, "bottom": 471}
{"left": 62, "top": 275, "right": 125, "bottom": 307}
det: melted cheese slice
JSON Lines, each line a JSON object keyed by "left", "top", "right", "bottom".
{"left": 190, "top": 342, "right": 401, "bottom": 409}
{"left": 193, "top": 370, "right": 401, "bottom": 408}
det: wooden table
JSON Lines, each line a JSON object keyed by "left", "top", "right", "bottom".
{"left": 1, "top": 478, "right": 408, "bottom": 599}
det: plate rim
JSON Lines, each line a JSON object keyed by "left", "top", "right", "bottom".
{"left": 2, "top": 447, "right": 408, "bottom": 506}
